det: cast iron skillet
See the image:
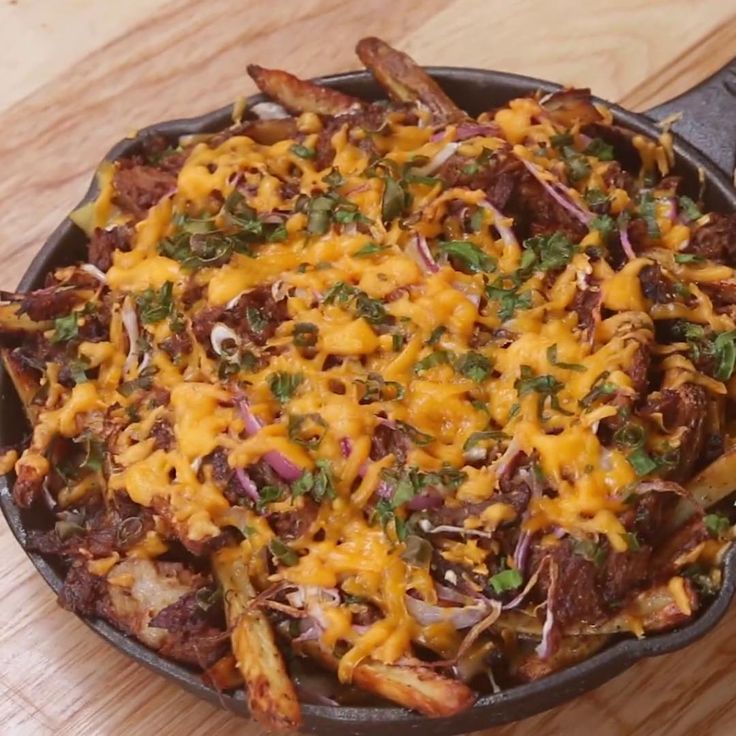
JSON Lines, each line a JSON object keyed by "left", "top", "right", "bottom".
{"left": 2, "top": 59, "right": 736, "bottom": 735}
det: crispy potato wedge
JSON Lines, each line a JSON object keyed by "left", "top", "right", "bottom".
{"left": 0, "top": 302, "right": 51, "bottom": 339}
{"left": 1, "top": 348, "right": 42, "bottom": 423}
{"left": 247, "top": 64, "right": 362, "bottom": 116}
{"left": 356, "top": 37, "right": 464, "bottom": 124}
{"left": 541, "top": 88, "right": 603, "bottom": 127}
{"left": 212, "top": 548, "right": 301, "bottom": 731}
{"left": 497, "top": 580, "right": 698, "bottom": 638}
{"left": 686, "top": 444, "right": 736, "bottom": 508}
{"left": 513, "top": 635, "right": 609, "bottom": 682}
{"left": 296, "top": 640, "right": 475, "bottom": 717}
{"left": 241, "top": 118, "right": 299, "bottom": 145}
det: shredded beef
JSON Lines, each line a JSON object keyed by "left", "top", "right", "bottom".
{"left": 151, "top": 419, "right": 175, "bottom": 451}
{"left": 639, "top": 384, "right": 708, "bottom": 481}
{"left": 370, "top": 423, "right": 409, "bottom": 463}
{"left": 685, "top": 213, "right": 736, "bottom": 265}
{"left": 268, "top": 498, "right": 318, "bottom": 540}
{"left": 59, "top": 564, "right": 107, "bottom": 616}
{"left": 159, "top": 331, "right": 192, "bottom": 360}
{"left": 19, "top": 286, "right": 78, "bottom": 322}
{"left": 113, "top": 162, "right": 177, "bottom": 221}
{"left": 229, "top": 285, "right": 288, "bottom": 346}
{"left": 639, "top": 263, "right": 678, "bottom": 304}
{"left": 27, "top": 496, "right": 155, "bottom": 558}
{"left": 571, "top": 282, "right": 601, "bottom": 341}
{"left": 88, "top": 226, "right": 133, "bottom": 272}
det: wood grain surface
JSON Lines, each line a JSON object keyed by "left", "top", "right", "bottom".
{"left": 1, "top": 1, "right": 736, "bottom": 734}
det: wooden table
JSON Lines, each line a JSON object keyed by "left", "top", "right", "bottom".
{"left": 1, "top": 1, "right": 736, "bottom": 734}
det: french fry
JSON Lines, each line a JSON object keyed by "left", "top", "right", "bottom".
{"left": 212, "top": 548, "right": 301, "bottom": 731}
{"left": 241, "top": 118, "right": 299, "bottom": 145}
{"left": 513, "top": 635, "right": 609, "bottom": 682}
{"left": 686, "top": 444, "right": 736, "bottom": 508}
{"left": 355, "top": 37, "right": 464, "bottom": 123}
{"left": 496, "top": 580, "right": 698, "bottom": 638}
{"left": 247, "top": 64, "right": 362, "bottom": 116}
{"left": 0, "top": 302, "right": 51, "bottom": 340}
{"left": 296, "top": 639, "right": 475, "bottom": 717}
{"left": 1, "top": 348, "right": 42, "bottom": 423}
{"left": 540, "top": 88, "right": 603, "bottom": 127}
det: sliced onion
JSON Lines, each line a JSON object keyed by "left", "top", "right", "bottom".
{"left": 121, "top": 298, "right": 140, "bottom": 375}
{"left": 513, "top": 531, "right": 531, "bottom": 573}
{"left": 518, "top": 157, "right": 592, "bottom": 225}
{"left": 80, "top": 263, "right": 108, "bottom": 283}
{"left": 339, "top": 437, "right": 352, "bottom": 458}
{"left": 435, "top": 583, "right": 474, "bottom": 604}
{"left": 426, "top": 524, "right": 493, "bottom": 539}
{"left": 410, "top": 232, "right": 439, "bottom": 273}
{"left": 251, "top": 101, "right": 289, "bottom": 120}
{"left": 235, "top": 468, "right": 260, "bottom": 503}
{"left": 236, "top": 397, "right": 304, "bottom": 481}
{"left": 535, "top": 564, "right": 559, "bottom": 659}
{"left": 376, "top": 480, "right": 393, "bottom": 499}
{"left": 455, "top": 123, "right": 500, "bottom": 141}
{"left": 619, "top": 221, "right": 637, "bottom": 260}
{"left": 493, "top": 437, "right": 522, "bottom": 479}
{"left": 414, "top": 143, "right": 459, "bottom": 176}
{"left": 226, "top": 291, "right": 247, "bottom": 309}
{"left": 479, "top": 200, "right": 519, "bottom": 248}
{"left": 405, "top": 595, "right": 492, "bottom": 629}
{"left": 210, "top": 323, "right": 240, "bottom": 357}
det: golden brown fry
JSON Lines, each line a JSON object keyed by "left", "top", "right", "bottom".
{"left": 513, "top": 635, "right": 609, "bottom": 682}
{"left": 686, "top": 444, "right": 736, "bottom": 508}
{"left": 497, "top": 580, "right": 698, "bottom": 638}
{"left": 541, "top": 88, "right": 603, "bottom": 127}
{"left": 2, "top": 348, "right": 42, "bottom": 423}
{"left": 241, "top": 118, "right": 299, "bottom": 145}
{"left": 0, "top": 303, "right": 51, "bottom": 339}
{"left": 296, "top": 640, "right": 475, "bottom": 717}
{"left": 247, "top": 64, "right": 362, "bottom": 116}
{"left": 355, "top": 37, "right": 464, "bottom": 123}
{"left": 212, "top": 548, "right": 301, "bottom": 731}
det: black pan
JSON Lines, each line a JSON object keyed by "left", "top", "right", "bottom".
{"left": 2, "top": 59, "right": 736, "bottom": 735}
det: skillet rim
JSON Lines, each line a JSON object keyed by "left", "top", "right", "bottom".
{"left": 2, "top": 65, "right": 736, "bottom": 735}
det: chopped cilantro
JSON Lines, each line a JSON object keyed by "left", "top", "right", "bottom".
{"left": 546, "top": 344, "right": 586, "bottom": 372}
{"left": 290, "top": 143, "right": 316, "bottom": 159}
{"left": 51, "top": 313, "right": 78, "bottom": 343}
{"left": 267, "top": 371, "right": 304, "bottom": 403}
{"left": 269, "top": 538, "right": 298, "bottom": 566}
{"left": 439, "top": 240, "right": 496, "bottom": 274}
{"left": 678, "top": 196, "right": 702, "bottom": 222}
{"left": 456, "top": 351, "right": 492, "bottom": 382}
{"left": 584, "top": 138, "right": 615, "bottom": 161}
{"left": 353, "top": 242, "right": 386, "bottom": 258}
{"left": 704, "top": 513, "right": 730, "bottom": 538}
{"left": 627, "top": 447, "right": 658, "bottom": 476}
{"left": 489, "top": 568, "right": 522, "bottom": 594}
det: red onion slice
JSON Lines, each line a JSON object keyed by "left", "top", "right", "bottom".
{"left": 121, "top": 298, "right": 140, "bottom": 375}
{"left": 518, "top": 157, "right": 592, "bottom": 225}
{"left": 411, "top": 232, "right": 439, "bottom": 273}
{"left": 619, "top": 221, "right": 637, "bottom": 260}
{"left": 414, "top": 142, "right": 459, "bottom": 176}
{"left": 80, "top": 263, "right": 108, "bottom": 283}
{"left": 236, "top": 397, "right": 304, "bottom": 481}
{"left": 235, "top": 468, "right": 260, "bottom": 503}
{"left": 535, "top": 564, "right": 559, "bottom": 659}
{"left": 479, "top": 200, "right": 519, "bottom": 248}
{"left": 405, "top": 595, "right": 492, "bottom": 629}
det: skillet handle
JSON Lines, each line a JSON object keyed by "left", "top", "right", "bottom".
{"left": 645, "top": 58, "right": 736, "bottom": 180}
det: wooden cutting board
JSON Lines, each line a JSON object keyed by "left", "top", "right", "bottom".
{"left": 2, "top": 1, "right": 736, "bottom": 734}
